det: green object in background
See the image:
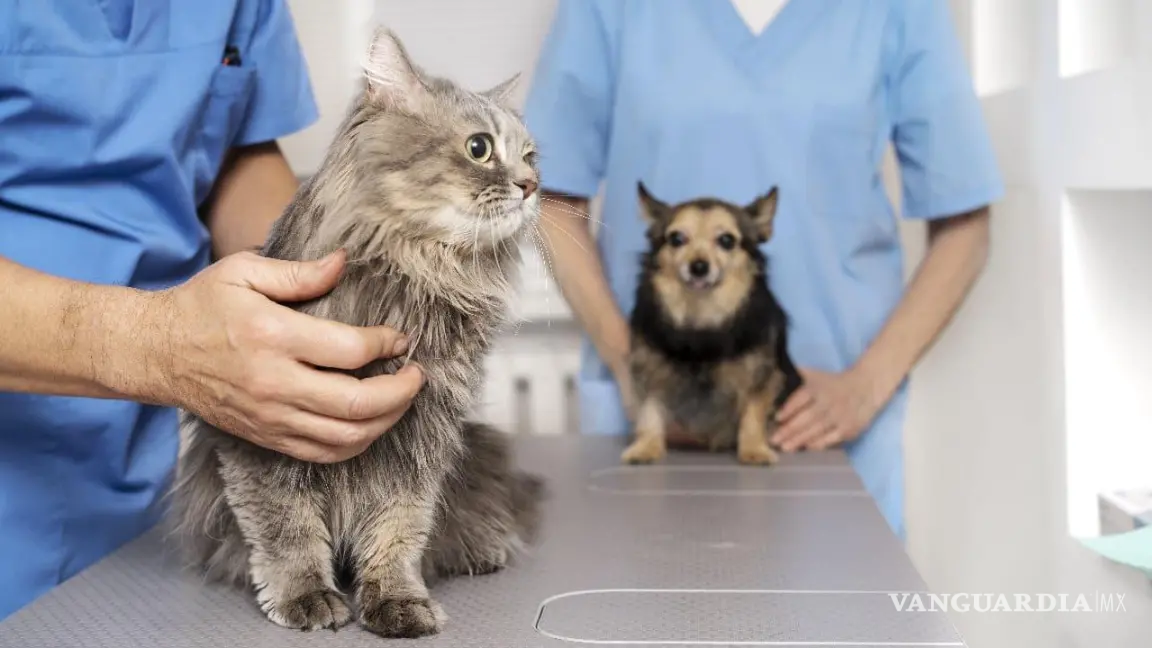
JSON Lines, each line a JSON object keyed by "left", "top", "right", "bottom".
{"left": 1078, "top": 525, "right": 1152, "bottom": 576}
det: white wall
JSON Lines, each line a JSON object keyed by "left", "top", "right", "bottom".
{"left": 903, "top": 1, "right": 1152, "bottom": 645}
{"left": 280, "top": 2, "right": 1152, "bottom": 645}
{"left": 916, "top": 0, "right": 1152, "bottom": 543}
{"left": 279, "top": 0, "right": 374, "bottom": 176}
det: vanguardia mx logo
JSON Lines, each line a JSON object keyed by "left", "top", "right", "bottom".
{"left": 889, "top": 591, "right": 1128, "bottom": 613}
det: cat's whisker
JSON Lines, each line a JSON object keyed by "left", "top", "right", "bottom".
{"left": 537, "top": 217, "right": 593, "bottom": 258}
{"left": 539, "top": 197, "right": 607, "bottom": 230}
{"left": 526, "top": 225, "right": 554, "bottom": 285}
{"left": 532, "top": 223, "right": 566, "bottom": 308}
{"left": 528, "top": 222, "right": 557, "bottom": 269}
{"left": 538, "top": 200, "right": 602, "bottom": 221}
{"left": 525, "top": 226, "right": 557, "bottom": 331}
{"left": 470, "top": 221, "right": 481, "bottom": 274}
{"left": 487, "top": 220, "right": 521, "bottom": 337}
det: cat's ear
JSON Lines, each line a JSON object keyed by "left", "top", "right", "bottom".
{"left": 638, "top": 181, "right": 670, "bottom": 226}
{"left": 743, "top": 186, "right": 779, "bottom": 242}
{"left": 483, "top": 73, "right": 521, "bottom": 105}
{"left": 362, "top": 27, "right": 428, "bottom": 109}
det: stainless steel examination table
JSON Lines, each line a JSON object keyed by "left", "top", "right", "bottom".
{"left": 0, "top": 436, "right": 967, "bottom": 647}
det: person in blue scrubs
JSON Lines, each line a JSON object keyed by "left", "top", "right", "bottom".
{"left": 0, "top": 1, "right": 424, "bottom": 621}
{"left": 523, "top": 0, "right": 1003, "bottom": 540}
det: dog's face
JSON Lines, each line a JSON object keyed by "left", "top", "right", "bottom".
{"left": 638, "top": 182, "right": 777, "bottom": 288}
{"left": 637, "top": 183, "right": 778, "bottom": 327}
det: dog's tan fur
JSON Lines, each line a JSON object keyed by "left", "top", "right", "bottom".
{"left": 623, "top": 184, "right": 800, "bottom": 465}
{"left": 649, "top": 206, "right": 758, "bottom": 330}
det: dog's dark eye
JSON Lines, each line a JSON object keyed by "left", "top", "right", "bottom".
{"left": 717, "top": 233, "right": 737, "bottom": 250}
{"left": 667, "top": 231, "right": 686, "bottom": 247}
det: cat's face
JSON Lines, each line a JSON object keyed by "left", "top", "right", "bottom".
{"left": 350, "top": 29, "right": 540, "bottom": 251}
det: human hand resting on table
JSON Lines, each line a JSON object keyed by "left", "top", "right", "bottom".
{"left": 138, "top": 249, "right": 425, "bottom": 463}
{"left": 770, "top": 368, "right": 880, "bottom": 452}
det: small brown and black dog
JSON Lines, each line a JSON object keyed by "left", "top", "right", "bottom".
{"left": 622, "top": 182, "right": 803, "bottom": 466}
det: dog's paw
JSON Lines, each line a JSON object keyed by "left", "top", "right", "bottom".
{"left": 359, "top": 596, "right": 443, "bottom": 638}
{"left": 737, "top": 443, "right": 779, "bottom": 466}
{"left": 622, "top": 438, "right": 666, "bottom": 464}
{"left": 265, "top": 590, "right": 353, "bottom": 631}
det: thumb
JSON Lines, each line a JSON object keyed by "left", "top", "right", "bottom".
{"left": 239, "top": 249, "right": 346, "bottom": 303}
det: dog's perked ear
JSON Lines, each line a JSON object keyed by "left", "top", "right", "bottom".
{"left": 637, "top": 181, "right": 671, "bottom": 226}
{"left": 743, "top": 187, "right": 779, "bottom": 243}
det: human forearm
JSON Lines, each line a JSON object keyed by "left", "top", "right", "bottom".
{"left": 853, "top": 207, "right": 991, "bottom": 407}
{"left": 203, "top": 141, "right": 300, "bottom": 258}
{"left": 538, "top": 193, "right": 630, "bottom": 373}
{"left": 1, "top": 251, "right": 424, "bottom": 462}
{"left": 0, "top": 256, "right": 161, "bottom": 401}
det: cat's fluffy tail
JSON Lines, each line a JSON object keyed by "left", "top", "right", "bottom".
{"left": 422, "top": 421, "right": 548, "bottom": 582}
{"left": 164, "top": 413, "right": 251, "bottom": 587}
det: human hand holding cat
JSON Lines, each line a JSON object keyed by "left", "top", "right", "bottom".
{"left": 141, "top": 249, "right": 425, "bottom": 463}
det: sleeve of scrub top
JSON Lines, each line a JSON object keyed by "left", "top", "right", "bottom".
{"left": 233, "top": 0, "right": 320, "bottom": 147}
{"left": 890, "top": 0, "right": 1004, "bottom": 220}
{"left": 522, "top": 0, "right": 617, "bottom": 198}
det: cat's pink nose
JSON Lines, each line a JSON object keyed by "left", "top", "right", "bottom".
{"left": 515, "top": 178, "right": 538, "bottom": 199}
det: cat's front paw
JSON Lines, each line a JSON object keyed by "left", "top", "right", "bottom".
{"left": 265, "top": 590, "right": 352, "bottom": 631}
{"left": 359, "top": 596, "right": 443, "bottom": 638}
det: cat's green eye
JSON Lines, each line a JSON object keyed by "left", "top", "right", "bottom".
{"left": 466, "top": 134, "right": 494, "bottom": 163}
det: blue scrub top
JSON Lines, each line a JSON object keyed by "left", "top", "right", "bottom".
{"left": 0, "top": 1, "right": 317, "bottom": 620}
{"left": 523, "top": 0, "right": 1003, "bottom": 540}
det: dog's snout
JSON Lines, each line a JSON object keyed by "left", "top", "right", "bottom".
{"left": 689, "top": 259, "right": 710, "bottom": 278}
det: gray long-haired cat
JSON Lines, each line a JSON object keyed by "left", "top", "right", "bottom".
{"left": 168, "top": 28, "right": 545, "bottom": 638}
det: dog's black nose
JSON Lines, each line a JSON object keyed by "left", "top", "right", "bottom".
{"left": 689, "top": 260, "right": 710, "bottom": 278}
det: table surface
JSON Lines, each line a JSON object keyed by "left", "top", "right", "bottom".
{"left": 0, "top": 436, "right": 964, "bottom": 647}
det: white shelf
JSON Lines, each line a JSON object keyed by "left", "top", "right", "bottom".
{"left": 978, "top": 88, "right": 1036, "bottom": 189}
{"left": 1059, "top": 0, "right": 1136, "bottom": 78}
{"left": 1058, "top": 67, "right": 1152, "bottom": 189}
{"left": 972, "top": 0, "right": 1037, "bottom": 96}
{"left": 1061, "top": 189, "right": 1152, "bottom": 537}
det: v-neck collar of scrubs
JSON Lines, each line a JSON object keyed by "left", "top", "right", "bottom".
{"left": 694, "top": 0, "right": 825, "bottom": 68}
{"left": 83, "top": 1, "right": 167, "bottom": 51}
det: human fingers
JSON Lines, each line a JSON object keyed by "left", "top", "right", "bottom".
{"left": 772, "top": 406, "right": 822, "bottom": 451}
{"left": 269, "top": 388, "right": 418, "bottom": 458}
{"left": 283, "top": 362, "right": 425, "bottom": 422}
{"left": 780, "top": 415, "right": 832, "bottom": 453}
{"left": 272, "top": 435, "right": 372, "bottom": 464}
{"left": 806, "top": 428, "right": 843, "bottom": 452}
{"left": 771, "top": 396, "right": 816, "bottom": 444}
{"left": 775, "top": 387, "right": 814, "bottom": 423}
{"left": 228, "top": 249, "right": 346, "bottom": 303}
{"left": 279, "top": 312, "right": 411, "bottom": 370}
